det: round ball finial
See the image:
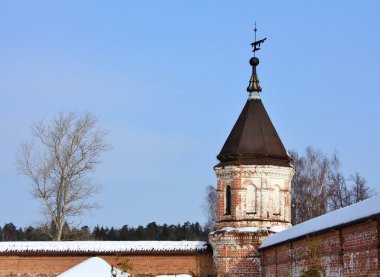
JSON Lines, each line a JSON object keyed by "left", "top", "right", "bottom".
{"left": 249, "top": 57, "right": 260, "bottom": 66}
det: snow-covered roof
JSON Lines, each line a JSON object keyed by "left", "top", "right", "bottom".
{"left": 260, "top": 196, "right": 380, "bottom": 249}
{"left": 58, "top": 257, "right": 129, "bottom": 277}
{"left": 0, "top": 241, "right": 208, "bottom": 254}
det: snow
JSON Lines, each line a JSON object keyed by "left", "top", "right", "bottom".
{"left": 156, "top": 275, "right": 192, "bottom": 277}
{"left": 260, "top": 196, "right": 380, "bottom": 249}
{"left": 269, "top": 226, "right": 287, "bottom": 233}
{"left": 212, "top": 227, "right": 266, "bottom": 233}
{"left": 0, "top": 241, "right": 208, "bottom": 253}
{"left": 210, "top": 226, "right": 286, "bottom": 235}
{"left": 58, "top": 257, "right": 128, "bottom": 277}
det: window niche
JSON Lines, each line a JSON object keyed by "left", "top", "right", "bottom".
{"left": 246, "top": 184, "right": 257, "bottom": 214}
{"left": 273, "top": 185, "right": 281, "bottom": 216}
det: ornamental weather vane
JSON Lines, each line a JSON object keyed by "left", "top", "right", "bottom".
{"left": 247, "top": 22, "right": 266, "bottom": 95}
{"left": 250, "top": 22, "right": 267, "bottom": 57}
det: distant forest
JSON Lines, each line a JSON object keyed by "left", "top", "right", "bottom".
{"left": 0, "top": 221, "right": 210, "bottom": 242}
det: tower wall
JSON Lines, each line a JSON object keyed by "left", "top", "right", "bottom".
{"left": 209, "top": 228, "right": 270, "bottom": 276}
{"left": 210, "top": 165, "right": 294, "bottom": 276}
{"left": 215, "top": 165, "right": 293, "bottom": 229}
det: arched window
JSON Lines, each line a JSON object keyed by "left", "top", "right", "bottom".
{"left": 225, "top": 185, "right": 231, "bottom": 215}
{"left": 246, "top": 185, "right": 257, "bottom": 213}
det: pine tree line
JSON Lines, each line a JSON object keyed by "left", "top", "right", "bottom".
{"left": 0, "top": 221, "right": 210, "bottom": 242}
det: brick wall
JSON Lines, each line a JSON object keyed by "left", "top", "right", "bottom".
{"left": 212, "top": 165, "right": 293, "bottom": 276}
{"left": 215, "top": 165, "right": 293, "bottom": 230}
{"left": 261, "top": 218, "right": 380, "bottom": 277}
{"left": 209, "top": 229, "right": 270, "bottom": 277}
{"left": 0, "top": 252, "right": 215, "bottom": 277}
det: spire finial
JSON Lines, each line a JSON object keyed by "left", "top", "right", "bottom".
{"left": 251, "top": 22, "right": 266, "bottom": 56}
{"left": 254, "top": 21, "right": 257, "bottom": 57}
{"left": 247, "top": 23, "right": 267, "bottom": 99}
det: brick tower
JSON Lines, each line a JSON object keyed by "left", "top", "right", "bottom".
{"left": 209, "top": 27, "right": 294, "bottom": 276}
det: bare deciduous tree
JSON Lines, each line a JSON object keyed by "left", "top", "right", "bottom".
{"left": 17, "top": 112, "right": 109, "bottom": 240}
{"left": 350, "top": 172, "right": 376, "bottom": 203}
{"left": 291, "top": 147, "right": 376, "bottom": 225}
{"left": 290, "top": 147, "right": 330, "bottom": 225}
{"left": 327, "top": 154, "right": 352, "bottom": 210}
{"left": 203, "top": 185, "right": 217, "bottom": 231}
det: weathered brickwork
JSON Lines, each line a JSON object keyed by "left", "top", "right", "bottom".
{"left": 214, "top": 165, "right": 293, "bottom": 230}
{"left": 209, "top": 230, "right": 267, "bottom": 277}
{"left": 210, "top": 165, "right": 293, "bottom": 276}
{"left": 0, "top": 253, "right": 215, "bottom": 277}
{"left": 261, "top": 218, "right": 380, "bottom": 277}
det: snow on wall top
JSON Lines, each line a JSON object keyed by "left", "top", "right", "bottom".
{"left": 0, "top": 241, "right": 208, "bottom": 254}
{"left": 156, "top": 275, "right": 192, "bottom": 277}
{"left": 260, "top": 196, "right": 380, "bottom": 249}
{"left": 209, "top": 226, "right": 286, "bottom": 235}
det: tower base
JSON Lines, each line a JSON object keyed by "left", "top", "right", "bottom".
{"left": 209, "top": 227, "right": 275, "bottom": 277}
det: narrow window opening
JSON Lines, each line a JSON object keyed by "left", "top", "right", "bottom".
{"left": 225, "top": 185, "right": 231, "bottom": 215}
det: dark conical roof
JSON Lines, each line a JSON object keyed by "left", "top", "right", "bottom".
{"left": 216, "top": 98, "right": 291, "bottom": 167}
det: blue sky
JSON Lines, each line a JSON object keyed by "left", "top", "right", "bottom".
{"left": 1, "top": 1, "right": 379, "bottom": 228}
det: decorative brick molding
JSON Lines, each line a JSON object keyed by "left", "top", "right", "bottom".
{"left": 215, "top": 165, "right": 294, "bottom": 180}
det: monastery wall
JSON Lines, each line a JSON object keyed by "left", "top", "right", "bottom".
{"left": 0, "top": 252, "right": 214, "bottom": 277}
{"left": 261, "top": 217, "right": 380, "bottom": 277}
